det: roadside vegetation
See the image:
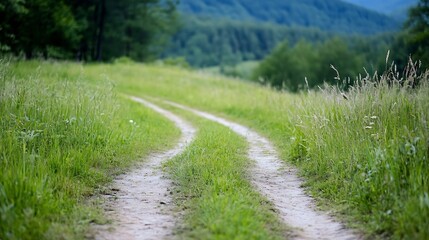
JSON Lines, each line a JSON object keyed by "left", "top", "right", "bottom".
{"left": 0, "top": 60, "right": 179, "bottom": 239}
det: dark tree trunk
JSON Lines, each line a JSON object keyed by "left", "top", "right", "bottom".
{"left": 95, "top": 0, "right": 106, "bottom": 61}
{"left": 25, "top": 49, "right": 33, "bottom": 59}
{"left": 43, "top": 48, "right": 48, "bottom": 59}
{"left": 91, "top": 2, "right": 99, "bottom": 60}
{"left": 77, "top": 40, "right": 88, "bottom": 61}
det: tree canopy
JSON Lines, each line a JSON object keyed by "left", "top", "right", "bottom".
{"left": 178, "top": 0, "right": 399, "bottom": 35}
{"left": 252, "top": 36, "right": 392, "bottom": 92}
{"left": 405, "top": 0, "right": 429, "bottom": 66}
{"left": 0, "top": 0, "right": 178, "bottom": 61}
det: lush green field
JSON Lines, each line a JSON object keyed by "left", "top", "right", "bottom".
{"left": 2, "top": 60, "right": 428, "bottom": 239}
{"left": 0, "top": 60, "right": 180, "bottom": 239}
{"left": 89, "top": 62, "right": 429, "bottom": 239}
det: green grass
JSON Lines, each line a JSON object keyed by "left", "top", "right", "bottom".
{"left": 203, "top": 61, "right": 260, "bottom": 80}
{"left": 0, "top": 60, "right": 179, "bottom": 239}
{"left": 161, "top": 109, "right": 287, "bottom": 239}
{"left": 92, "top": 62, "right": 428, "bottom": 239}
{"left": 2, "top": 60, "right": 428, "bottom": 239}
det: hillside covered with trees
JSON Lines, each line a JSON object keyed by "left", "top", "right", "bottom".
{"left": 163, "top": 0, "right": 402, "bottom": 67}
{"left": 252, "top": 0, "right": 429, "bottom": 91}
{"left": 343, "top": 0, "right": 418, "bottom": 19}
{"left": 178, "top": 0, "right": 399, "bottom": 34}
{"left": 163, "top": 18, "right": 333, "bottom": 67}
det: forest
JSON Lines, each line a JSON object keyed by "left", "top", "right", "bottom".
{"left": 0, "top": 0, "right": 178, "bottom": 61}
{"left": 1, "top": 0, "right": 428, "bottom": 91}
{"left": 163, "top": 18, "right": 333, "bottom": 67}
{"left": 177, "top": 0, "right": 399, "bottom": 34}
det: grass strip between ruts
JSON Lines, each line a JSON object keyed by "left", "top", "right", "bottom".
{"left": 162, "top": 107, "right": 288, "bottom": 239}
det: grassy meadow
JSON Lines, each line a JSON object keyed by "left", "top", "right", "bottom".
{"left": 0, "top": 60, "right": 180, "bottom": 239}
{"left": 1, "top": 59, "right": 428, "bottom": 239}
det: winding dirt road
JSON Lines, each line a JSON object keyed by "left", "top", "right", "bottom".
{"left": 94, "top": 97, "right": 357, "bottom": 240}
{"left": 165, "top": 101, "right": 357, "bottom": 240}
{"left": 94, "top": 97, "right": 196, "bottom": 240}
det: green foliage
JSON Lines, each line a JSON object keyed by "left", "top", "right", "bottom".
{"left": 404, "top": 0, "right": 429, "bottom": 67}
{"left": 0, "top": 0, "right": 178, "bottom": 61}
{"left": 343, "top": 0, "right": 418, "bottom": 19}
{"left": 0, "top": 60, "right": 178, "bottom": 239}
{"left": 252, "top": 42, "right": 297, "bottom": 90}
{"left": 0, "top": 0, "right": 79, "bottom": 58}
{"left": 113, "top": 56, "right": 135, "bottom": 64}
{"left": 100, "top": 0, "right": 178, "bottom": 61}
{"left": 389, "top": 0, "right": 429, "bottom": 71}
{"left": 178, "top": 0, "right": 399, "bottom": 34}
{"left": 160, "top": 57, "right": 191, "bottom": 69}
{"left": 217, "top": 61, "right": 259, "bottom": 79}
{"left": 164, "top": 17, "right": 331, "bottom": 67}
{"left": 316, "top": 38, "right": 364, "bottom": 86}
{"left": 164, "top": 13, "right": 398, "bottom": 68}
{"left": 252, "top": 37, "right": 389, "bottom": 91}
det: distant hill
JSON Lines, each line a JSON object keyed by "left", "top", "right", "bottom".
{"left": 342, "top": 0, "right": 418, "bottom": 20}
{"left": 164, "top": 0, "right": 400, "bottom": 67}
{"left": 178, "top": 0, "right": 400, "bottom": 35}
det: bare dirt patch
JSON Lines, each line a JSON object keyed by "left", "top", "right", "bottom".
{"left": 92, "top": 97, "right": 196, "bottom": 240}
{"left": 166, "top": 101, "right": 358, "bottom": 240}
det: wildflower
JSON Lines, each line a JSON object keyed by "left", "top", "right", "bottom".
{"left": 65, "top": 117, "right": 76, "bottom": 124}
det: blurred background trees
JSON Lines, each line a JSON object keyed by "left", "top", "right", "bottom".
{"left": 0, "top": 0, "right": 178, "bottom": 61}
{"left": 252, "top": 0, "right": 429, "bottom": 91}
{"left": 404, "top": 0, "right": 429, "bottom": 65}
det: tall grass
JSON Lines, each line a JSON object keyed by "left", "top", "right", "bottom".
{"left": 4, "top": 60, "right": 427, "bottom": 238}
{"left": 99, "top": 61, "right": 428, "bottom": 238}
{"left": 0, "top": 60, "right": 179, "bottom": 239}
{"left": 288, "top": 61, "right": 429, "bottom": 238}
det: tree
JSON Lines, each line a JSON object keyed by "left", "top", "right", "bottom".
{"left": 1, "top": 0, "right": 178, "bottom": 61}
{"left": 0, "top": 0, "right": 27, "bottom": 53}
{"left": 252, "top": 42, "right": 300, "bottom": 91}
{"left": 404, "top": 0, "right": 429, "bottom": 67}
{"left": 252, "top": 37, "right": 373, "bottom": 92}
{"left": 101, "top": 0, "right": 178, "bottom": 61}
{"left": 0, "top": 0, "right": 78, "bottom": 58}
{"left": 315, "top": 37, "right": 364, "bottom": 88}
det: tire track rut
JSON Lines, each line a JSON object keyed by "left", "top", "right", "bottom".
{"left": 94, "top": 97, "right": 196, "bottom": 240}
